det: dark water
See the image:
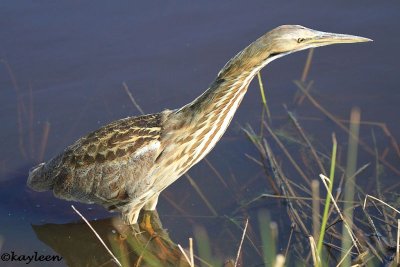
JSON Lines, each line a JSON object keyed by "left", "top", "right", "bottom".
{"left": 1, "top": 1, "right": 400, "bottom": 266}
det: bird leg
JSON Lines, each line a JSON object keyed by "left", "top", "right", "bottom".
{"left": 122, "top": 206, "right": 141, "bottom": 225}
{"left": 139, "top": 211, "right": 155, "bottom": 236}
{"left": 139, "top": 193, "right": 160, "bottom": 234}
{"left": 138, "top": 210, "right": 172, "bottom": 260}
{"left": 121, "top": 193, "right": 159, "bottom": 226}
{"left": 143, "top": 193, "right": 160, "bottom": 211}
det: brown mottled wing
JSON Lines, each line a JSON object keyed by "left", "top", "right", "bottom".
{"left": 37, "top": 113, "right": 164, "bottom": 206}
{"left": 66, "top": 113, "right": 162, "bottom": 167}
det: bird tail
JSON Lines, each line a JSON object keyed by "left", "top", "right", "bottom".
{"left": 27, "top": 163, "right": 55, "bottom": 192}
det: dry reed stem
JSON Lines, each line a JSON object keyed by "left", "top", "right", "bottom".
{"left": 262, "top": 136, "right": 302, "bottom": 199}
{"left": 185, "top": 173, "right": 218, "bottom": 216}
{"left": 205, "top": 158, "right": 229, "bottom": 188}
{"left": 294, "top": 80, "right": 400, "bottom": 176}
{"left": 284, "top": 194, "right": 310, "bottom": 236}
{"left": 189, "top": 237, "right": 194, "bottom": 267}
{"left": 285, "top": 178, "right": 311, "bottom": 196}
{"left": 295, "top": 47, "right": 315, "bottom": 106}
{"left": 284, "top": 224, "right": 295, "bottom": 258}
{"left": 234, "top": 218, "right": 249, "bottom": 267}
{"left": 309, "top": 235, "right": 320, "bottom": 266}
{"left": 319, "top": 174, "right": 361, "bottom": 254}
{"left": 71, "top": 205, "right": 122, "bottom": 267}
{"left": 301, "top": 48, "right": 314, "bottom": 83}
{"left": 336, "top": 245, "right": 354, "bottom": 267}
{"left": 360, "top": 207, "right": 381, "bottom": 243}
{"left": 162, "top": 191, "right": 196, "bottom": 224}
{"left": 344, "top": 120, "right": 400, "bottom": 160}
{"left": 242, "top": 126, "right": 280, "bottom": 194}
{"left": 296, "top": 80, "right": 314, "bottom": 106}
{"left": 381, "top": 123, "right": 400, "bottom": 159}
{"left": 286, "top": 107, "right": 326, "bottom": 176}
{"left": 244, "top": 153, "right": 263, "bottom": 166}
{"left": 178, "top": 245, "right": 191, "bottom": 266}
{"left": 362, "top": 240, "right": 382, "bottom": 263}
{"left": 262, "top": 139, "right": 310, "bottom": 235}
{"left": 245, "top": 193, "right": 356, "bottom": 204}
{"left": 224, "top": 217, "right": 263, "bottom": 258}
{"left": 134, "top": 238, "right": 155, "bottom": 267}
{"left": 264, "top": 122, "right": 310, "bottom": 186}
{"left": 371, "top": 131, "right": 394, "bottom": 242}
{"left": 122, "top": 82, "right": 145, "bottom": 115}
{"left": 363, "top": 194, "right": 400, "bottom": 214}
{"left": 178, "top": 239, "right": 194, "bottom": 267}
{"left": 266, "top": 114, "right": 400, "bottom": 162}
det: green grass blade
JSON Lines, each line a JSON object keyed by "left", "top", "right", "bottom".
{"left": 257, "top": 72, "right": 271, "bottom": 123}
{"left": 317, "top": 133, "right": 337, "bottom": 255}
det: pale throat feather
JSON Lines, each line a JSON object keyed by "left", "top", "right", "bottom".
{"left": 168, "top": 48, "right": 278, "bottom": 176}
{"left": 187, "top": 66, "right": 264, "bottom": 166}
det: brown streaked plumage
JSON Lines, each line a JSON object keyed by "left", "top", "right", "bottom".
{"left": 27, "top": 25, "right": 371, "bottom": 224}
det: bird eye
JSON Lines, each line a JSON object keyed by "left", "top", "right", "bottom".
{"left": 297, "top": 38, "right": 305, "bottom": 43}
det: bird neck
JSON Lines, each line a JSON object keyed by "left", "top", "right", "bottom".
{"left": 168, "top": 52, "right": 268, "bottom": 159}
{"left": 177, "top": 51, "right": 269, "bottom": 122}
{"left": 176, "top": 38, "right": 276, "bottom": 120}
{"left": 186, "top": 71, "right": 256, "bottom": 118}
{"left": 159, "top": 47, "right": 275, "bottom": 177}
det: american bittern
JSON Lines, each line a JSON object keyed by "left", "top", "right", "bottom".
{"left": 27, "top": 25, "right": 371, "bottom": 224}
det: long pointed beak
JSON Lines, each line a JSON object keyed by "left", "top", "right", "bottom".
{"left": 314, "top": 31, "right": 372, "bottom": 46}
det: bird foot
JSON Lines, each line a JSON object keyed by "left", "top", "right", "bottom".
{"left": 138, "top": 211, "right": 172, "bottom": 259}
{"left": 139, "top": 212, "right": 156, "bottom": 236}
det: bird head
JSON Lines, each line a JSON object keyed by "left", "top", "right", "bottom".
{"left": 218, "top": 25, "right": 371, "bottom": 80}
{"left": 263, "top": 25, "right": 372, "bottom": 57}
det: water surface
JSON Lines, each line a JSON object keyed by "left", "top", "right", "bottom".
{"left": 1, "top": 1, "right": 399, "bottom": 266}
